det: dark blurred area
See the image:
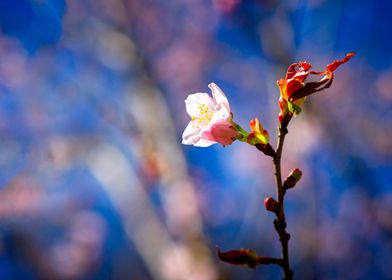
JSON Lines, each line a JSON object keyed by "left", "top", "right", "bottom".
{"left": 0, "top": 0, "right": 390, "bottom": 279}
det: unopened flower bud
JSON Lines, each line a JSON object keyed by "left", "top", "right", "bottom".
{"left": 247, "top": 118, "right": 269, "bottom": 145}
{"left": 278, "top": 104, "right": 292, "bottom": 128}
{"left": 217, "top": 247, "right": 259, "bottom": 268}
{"left": 278, "top": 112, "right": 284, "bottom": 123}
{"left": 283, "top": 168, "right": 302, "bottom": 189}
{"left": 264, "top": 196, "right": 278, "bottom": 212}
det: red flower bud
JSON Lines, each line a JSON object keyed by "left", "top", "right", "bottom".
{"left": 278, "top": 97, "right": 293, "bottom": 127}
{"left": 217, "top": 247, "right": 259, "bottom": 268}
{"left": 278, "top": 112, "right": 284, "bottom": 123}
{"left": 264, "top": 196, "right": 278, "bottom": 212}
{"left": 283, "top": 168, "right": 302, "bottom": 189}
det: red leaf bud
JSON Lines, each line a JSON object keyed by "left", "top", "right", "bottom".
{"left": 217, "top": 247, "right": 259, "bottom": 268}
{"left": 283, "top": 168, "right": 302, "bottom": 189}
{"left": 264, "top": 196, "right": 278, "bottom": 213}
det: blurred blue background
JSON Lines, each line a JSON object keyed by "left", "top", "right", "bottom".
{"left": 0, "top": 0, "right": 391, "bottom": 279}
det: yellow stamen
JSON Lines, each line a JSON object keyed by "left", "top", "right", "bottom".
{"left": 191, "top": 103, "right": 214, "bottom": 125}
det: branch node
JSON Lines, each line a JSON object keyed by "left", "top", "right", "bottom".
{"left": 255, "top": 143, "right": 276, "bottom": 158}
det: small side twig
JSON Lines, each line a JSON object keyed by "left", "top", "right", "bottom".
{"left": 216, "top": 247, "right": 282, "bottom": 269}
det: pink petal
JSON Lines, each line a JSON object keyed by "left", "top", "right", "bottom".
{"left": 201, "top": 120, "right": 238, "bottom": 146}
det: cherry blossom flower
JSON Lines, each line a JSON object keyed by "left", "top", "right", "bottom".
{"left": 182, "top": 83, "right": 242, "bottom": 147}
{"left": 277, "top": 52, "right": 355, "bottom": 123}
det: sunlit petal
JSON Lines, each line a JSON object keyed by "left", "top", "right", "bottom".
{"left": 208, "top": 83, "right": 230, "bottom": 115}
{"left": 185, "top": 93, "right": 215, "bottom": 118}
{"left": 193, "top": 138, "right": 216, "bottom": 147}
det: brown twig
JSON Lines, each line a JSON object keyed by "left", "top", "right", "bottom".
{"left": 272, "top": 124, "right": 293, "bottom": 280}
{"left": 220, "top": 124, "right": 294, "bottom": 278}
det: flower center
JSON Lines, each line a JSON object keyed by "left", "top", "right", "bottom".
{"left": 191, "top": 103, "right": 214, "bottom": 128}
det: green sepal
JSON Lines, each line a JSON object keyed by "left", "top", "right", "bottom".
{"left": 255, "top": 133, "right": 269, "bottom": 145}
{"left": 287, "top": 101, "right": 302, "bottom": 115}
{"left": 232, "top": 122, "right": 249, "bottom": 142}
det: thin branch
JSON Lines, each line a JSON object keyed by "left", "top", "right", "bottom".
{"left": 273, "top": 125, "right": 293, "bottom": 280}
{"left": 258, "top": 256, "right": 283, "bottom": 266}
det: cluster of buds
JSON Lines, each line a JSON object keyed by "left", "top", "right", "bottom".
{"left": 183, "top": 54, "right": 355, "bottom": 151}
{"left": 183, "top": 53, "right": 355, "bottom": 146}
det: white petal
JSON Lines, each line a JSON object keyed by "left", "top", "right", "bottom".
{"left": 185, "top": 93, "right": 216, "bottom": 118}
{"left": 210, "top": 108, "right": 231, "bottom": 123}
{"left": 182, "top": 121, "right": 215, "bottom": 147}
{"left": 208, "top": 83, "right": 231, "bottom": 115}
{"left": 193, "top": 138, "right": 215, "bottom": 147}
{"left": 182, "top": 121, "right": 202, "bottom": 145}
